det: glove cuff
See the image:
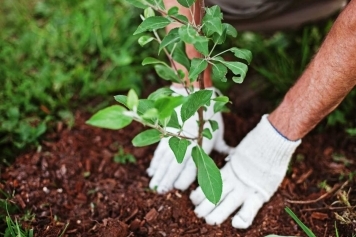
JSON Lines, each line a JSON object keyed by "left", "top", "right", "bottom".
{"left": 230, "top": 114, "right": 301, "bottom": 201}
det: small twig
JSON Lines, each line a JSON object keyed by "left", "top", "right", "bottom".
{"left": 301, "top": 205, "right": 356, "bottom": 212}
{"left": 286, "top": 181, "right": 348, "bottom": 204}
{"left": 196, "top": 0, "right": 205, "bottom": 147}
{"left": 124, "top": 208, "right": 138, "bottom": 223}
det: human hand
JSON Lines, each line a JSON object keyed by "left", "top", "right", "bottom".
{"left": 147, "top": 86, "right": 234, "bottom": 194}
{"left": 190, "top": 115, "right": 301, "bottom": 229}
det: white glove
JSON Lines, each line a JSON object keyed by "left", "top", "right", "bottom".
{"left": 190, "top": 114, "right": 301, "bottom": 229}
{"left": 147, "top": 86, "right": 234, "bottom": 193}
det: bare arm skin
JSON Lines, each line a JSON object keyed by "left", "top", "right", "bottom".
{"left": 164, "top": 0, "right": 213, "bottom": 88}
{"left": 269, "top": 0, "right": 356, "bottom": 140}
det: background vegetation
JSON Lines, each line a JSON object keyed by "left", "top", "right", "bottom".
{"left": 0, "top": 0, "right": 156, "bottom": 163}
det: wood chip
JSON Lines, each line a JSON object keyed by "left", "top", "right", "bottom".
{"left": 311, "top": 212, "right": 329, "bottom": 220}
{"left": 15, "top": 194, "right": 26, "bottom": 209}
{"left": 144, "top": 208, "right": 158, "bottom": 223}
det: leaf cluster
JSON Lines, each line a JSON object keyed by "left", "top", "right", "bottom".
{"left": 87, "top": 0, "right": 252, "bottom": 204}
{"left": 132, "top": 0, "right": 252, "bottom": 85}
{"left": 87, "top": 87, "right": 229, "bottom": 204}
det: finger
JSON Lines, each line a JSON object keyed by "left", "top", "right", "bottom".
{"left": 174, "top": 158, "right": 196, "bottom": 191}
{"left": 148, "top": 150, "right": 174, "bottom": 192}
{"left": 156, "top": 153, "right": 190, "bottom": 193}
{"left": 189, "top": 186, "right": 205, "bottom": 205}
{"left": 147, "top": 139, "right": 169, "bottom": 177}
{"left": 232, "top": 191, "right": 265, "bottom": 229}
{"left": 205, "top": 188, "right": 246, "bottom": 225}
{"left": 193, "top": 181, "right": 234, "bottom": 218}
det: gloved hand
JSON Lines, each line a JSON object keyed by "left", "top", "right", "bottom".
{"left": 147, "top": 86, "right": 234, "bottom": 193}
{"left": 190, "top": 114, "right": 301, "bottom": 229}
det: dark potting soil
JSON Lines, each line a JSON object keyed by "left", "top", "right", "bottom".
{"left": 1, "top": 82, "right": 356, "bottom": 237}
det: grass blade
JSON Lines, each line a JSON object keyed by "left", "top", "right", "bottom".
{"left": 285, "top": 207, "right": 316, "bottom": 237}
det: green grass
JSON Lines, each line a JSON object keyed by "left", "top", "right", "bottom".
{"left": 0, "top": 0, "right": 156, "bottom": 162}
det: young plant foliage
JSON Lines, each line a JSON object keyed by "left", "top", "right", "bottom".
{"left": 88, "top": 0, "right": 252, "bottom": 204}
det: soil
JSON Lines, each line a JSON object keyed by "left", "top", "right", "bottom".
{"left": 1, "top": 81, "right": 356, "bottom": 237}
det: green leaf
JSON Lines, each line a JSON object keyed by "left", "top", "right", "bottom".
{"left": 205, "top": 5, "right": 223, "bottom": 18}
{"left": 134, "top": 16, "right": 171, "bottom": 35}
{"left": 213, "top": 101, "right": 228, "bottom": 113}
{"left": 126, "top": 0, "right": 146, "bottom": 9}
{"left": 208, "top": 120, "right": 219, "bottom": 132}
{"left": 213, "top": 96, "right": 230, "bottom": 113}
{"left": 114, "top": 96, "right": 155, "bottom": 115}
{"left": 146, "top": 0, "right": 165, "bottom": 9}
{"left": 178, "top": 25, "right": 200, "bottom": 44}
{"left": 202, "top": 16, "right": 222, "bottom": 36}
{"left": 177, "top": 69, "right": 185, "bottom": 80}
{"left": 114, "top": 95, "right": 127, "bottom": 106}
{"left": 191, "top": 146, "right": 222, "bottom": 204}
{"left": 132, "top": 129, "right": 162, "bottom": 147}
{"left": 181, "top": 90, "right": 212, "bottom": 122}
{"left": 213, "top": 96, "right": 229, "bottom": 102}
{"left": 159, "top": 28, "right": 180, "bottom": 54}
{"left": 155, "top": 96, "right": 186, "bottom": 120}
{"left": 142, "top": 57, "right": 169, "bottom": 67}
{"left": 144, "top": 7, "right": 155, "bottom": 18}
{"left": 202, "top": 128, "right": 212, "bottom": 139}
{"left": 154, "top": 64, "right": 180, "bottom": 82}
{"left": 174, "top": 14, "right": 189, "bottom": 24}
{"left": 232, "top": 76, "right": 244, "bottom": 83}
{"left": 211, "top": 63, "right": 227, "bottom": 82}
{"left": 212, "top": 27, "right": 227, "bottom": 45}
{"left": 188, "top": 58, "right": 208, "bottom": 81}
{"left": 142, "top": 108, "right": 158, "bottom": 119}
{"left": 224, "top": 23, "right": 237, "bottom": 37}
{"left": 177, "top": 0, "right": 195, "bottom": 8}
{"left": 172, "top": 42, "right": 190, "bottom": 70}
{"left": 138, "top": 36, "right": 155, "bottom": 46}
{"left": 167, "top": 6, "right": 179, "bottom": 15}
{"left": 127, "top": 89, "right": 139, "bottom": 110}
{"left": 229, "top": 47, "right": 252, "bottom": 64}
{"left": 86, "top": 105, "right": 132, "bottom": 130}
{"left": 168, "top": 137, "right": 190, "bottom": 163}
{"left": 193, "top": 37, "right": 209, "bottom": 56}
{"left": 167, "top": 110, "right": 181, "bottom": 129}
{"left": 217, "top": 60, "right": 248, "bottom": 83}
{"left": 148, "top": 87, "right": 174, "bottom": 100}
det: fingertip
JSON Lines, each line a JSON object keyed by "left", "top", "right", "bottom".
{"left": 205, "top": 215, "right": 224, "bottom": 226}
{"left": 189, "top": 187, "right": 205, "bottom": 205}
{"left": 146, "top": 168, "right": 154, "bottom": 177}
{"left": 231, "top": 215, "right": 251, "bottom": 229}
{"left": 193, "top": 199, "right": 215, "bottom": 218}
{"left": 174, "top": 159, "right": 196, "bottom": 191}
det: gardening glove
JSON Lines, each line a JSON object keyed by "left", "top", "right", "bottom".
{"left": 190, "top": 114, "right": 301, "bottom": 229}
{"left": 147, "top": 86, "right": 234, "bottom": 194}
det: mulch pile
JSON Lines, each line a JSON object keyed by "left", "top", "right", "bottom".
{"left": 1, "top": 82, "right": 355, "bottom": 236}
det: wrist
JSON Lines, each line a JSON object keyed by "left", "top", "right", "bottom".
{"left": 230, "top": 114, "right": 301, "bottom": 200}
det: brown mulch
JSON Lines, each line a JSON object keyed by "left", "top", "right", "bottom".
{"left": 1, "top": 82, "right": 356, "bottom": 237}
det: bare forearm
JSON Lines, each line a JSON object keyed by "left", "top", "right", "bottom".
{"left": 269, "top": 0, "right": 356, "bottom": 140}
